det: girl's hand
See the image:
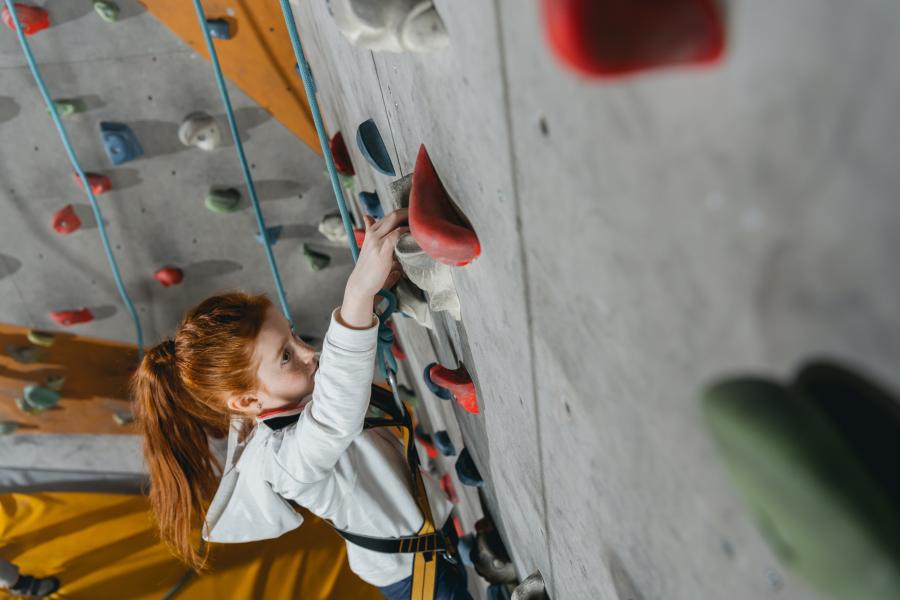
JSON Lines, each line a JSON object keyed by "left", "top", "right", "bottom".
{"left": 345, "top": 209, "right": 409, "bottom": 300}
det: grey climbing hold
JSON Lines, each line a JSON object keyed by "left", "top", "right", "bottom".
{"left": 113, "top": 410, "right": 134, "bottom": 426}
{"left": 178, "top": 111, "right": 221, "bottom": 151}
{"left": 256, "top": 225, "right": 283, "bottom": 246}
{"left": 472, "top": 518, "right": 516, "bottom": 584}
{"left": 48, "top": 99, "right": 85, "bottom": 117}
{"left": 6, "top": 345, "right": 45, "bottom": 364}
{"left": 510, "top": 572, "right": 549, "bottom": 600}
{"left": 45, "top": 374, "right": 65, "bottom": 392}
{"left": 205, "top": 188, "right": 241, "bottom": 213}
{"left": 356, "top": 119, "right": 395, "bottom": 176}
{"left": 24, "top": 385, "right": 60, "bottom": 411}
{"left": 303, "top": 243, "right": 331, "bottom": 271}
{"left": 329, "top": 0, "right": 449, "bottom": 53}
{"left": 93, "top": 1, "right": 119, "bottom": 22}
{"left": 0, "top": 421, "right": 18, "bottom": 435}
{"left": 27, "top": 330, "right": 55, "bottom": 347}
{"left": 318, "top": 214, "right": 349, "bottom": 243}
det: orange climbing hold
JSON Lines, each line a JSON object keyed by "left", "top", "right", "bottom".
{"left": 330, "top": 132, "right": 354, "bottom": 176}
{"left": 154, "top": 267, "right": 183, "bottom": 287}
{"left": 541, "top": 0, "right": 725, "bottom": 78}
{"left": 353, "top": 227, "right": 366, "bottom": 248}
{"left": 2, "top": 3, "right": 50, "bottom": 36}
{"left": 428, "top": 364, "right": 479, "bottom": 414}
{"left": 50, "top": 308, "right": 93, "bottom": 327}
{"left": 73, "top": 172, "right": 112, "bottom": 195}
{"left": 410, "top": 145, "right": 481, "bottom": 267}
{"left": 52, "top": 205, "right": 81, "bottom": 235}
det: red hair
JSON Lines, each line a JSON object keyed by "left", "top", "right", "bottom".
{"left": 131, "top": 291, "right": 271, "bottom": 570}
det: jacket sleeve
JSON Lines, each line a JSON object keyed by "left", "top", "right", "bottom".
{"left": 272, "top": 307, "right": 379, "bottom": 484}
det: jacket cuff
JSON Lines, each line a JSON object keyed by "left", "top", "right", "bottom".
{"left": 327, "top": 307, "right": 379, "bottom": 351}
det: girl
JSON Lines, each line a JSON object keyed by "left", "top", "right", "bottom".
{"left": 132, "top": 209, "right": 473, "bottom": 600}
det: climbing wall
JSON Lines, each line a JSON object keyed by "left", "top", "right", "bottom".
{"left": 289, "top": 0, "right": 900, "bottom": 599}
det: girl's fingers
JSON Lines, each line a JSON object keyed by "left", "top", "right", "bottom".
{"left": 383, "top": 226, "right": 411, "bottom": 247}
{"left": 363, "top": 215, "right": 375, "bottom": 231}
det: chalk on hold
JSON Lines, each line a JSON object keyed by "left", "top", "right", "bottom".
{"left": 541, "top": 0, "right": 725, "bottom": 78}
{"left": 50, "top": 308, "right": 93, "bottom": 327}
{"left": 73, "top": 172, "right": 112, "bottom": 195}
{"left": 100, "top": 122, "right": 143, "bottom": 165}
{"left": 356, "top": 119, "right": 395, "bottom": 176}
{"left": 433, "top": 430, "right": 456, "bottom": 456}
{"left": 395, "top": 280, "right": 434, "bottom": 330}
{"left": 394, "top": 233, "right": 461, "bottom": 320}
{"left": 113, "top": 410, "right": 134, "bottom": 426}
{"left": 27, "top": 330, "right": 55, "bottom": 348}
{"left": 318, "top": 214, "right": 348, "bottom": 244}
{"left": 303, "top": 243, "right": 331, "bottom": 272}
{"left": 359, "top": 191, "right": 384, "bottom": 219}
{"left": 510, "top": 572, "right": 548, "bottom": 600}
{"left": 0, "top": 421, "right": 18, "bottom": 435}
{"left": 206, "top": 18, "right": 232, "bottom": 39}
{"left": 429, "top": 363, "right": 478, "bottom": 414}
{"left": 93, "top": 0, "right": 119, "bottom": 22}
{"left": 49, "top": 98, "right": 85, "bottom": 117}
{"left": 455, "top": 447, "right": 483, "bottom": 487}
{"left": 410, "top": 145, "right": 480, "bottom": 266}
{"left": 6, "top": 345, "right": 45, "bottom": 364}
{"left": 24, "top": 385, "right": 60, "bottom": 411}
{"left": 205, "top": 188, "right": 241, "bottom": 213}
{"left": 423, "top": 363, "right": 452, "bottom": 400}
{"left": 154, "top": 267, "right": 183, "bottom": 287}
{"left": 2, "top": 3, "right": 50, "bottom": 36}
{"left": 329, "top": 132, "right": 355, "bottom": 176}
{"left": 45, "top": 374, "right": 65, "bottom": 392}
{"left": 255, "top": 225, "right": 283, "bottom": 246}
{"left": 389, "top": 173, "right": 413, "bottom": 209}
{"left": 440, "top": 473, "right": 459, "bottom": 504}
{"left": 178, "top": 112, "right": 221, "bottom": 151}
{"left": 329, "top": 0, "right": 449, "bottom": 53}
{"left": 52, "top": 205, "right": 81, "bottom": 235}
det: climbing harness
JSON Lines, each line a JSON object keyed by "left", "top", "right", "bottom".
{"left": 3, "top": 0, "right": 144, "bottom": 357}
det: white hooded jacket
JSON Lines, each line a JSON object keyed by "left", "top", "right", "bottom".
{"left": 203, "top": 308, "right": 454, "bottom": 587}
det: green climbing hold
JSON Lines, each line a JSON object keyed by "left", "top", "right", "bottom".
{"left": 6, "top": 345, "right": 45, "bottom": 364}
{"left": 15, "top": 397, "right": 42, "bottom": 415}
{"left": 303, "top": 244, "right": 331, "bottom": 272}
{"left": 205, "top": 188, "right": 242, "bottom": 213}
{"left": 45, "top": 374, "right": 65, "bottom": 392}
{"left": 24, "top": 385, "right": 60, "bottom": 411}
{"left": 337, "top": 172, "right": 356, "bottom": 192}
{"left": 47, "top": 99, "right": 85, "bottom": 117}
{"left": 27, "top": 330, "right": 55, "bottom": 348}
{"left": 113, "top": 410, "right": 134, "bottom": 426}
{"left": 93, "top": 0, "right": 120, "bottom": 22}
{"left": 0, "top": 421, "right": 18, "bottom": 435}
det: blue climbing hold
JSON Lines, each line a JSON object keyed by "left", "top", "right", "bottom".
{"left": 100, "top": 122, "right": 143, "bottom": 165}
{"left": 423, "top": 363, "right": 452, "bottom": 400}
{"left": 455, "top": 447, "right": 483, "bottom": 487}
{"left": 24, "top": 385, "right": 60, "bottom": 411}
{"left": 255, "top": 225, "right": 283, "bottom": 246}
{"left": 457, "top": 533, "right": 475, "bottom": 567}
{"left": 433, "top": 430, "right": 456, "bottom": 456}
{"left": 356, "top": 118, "right": 395, "bottom": 176}
{"left": 206, "top": 18, "right": 232, "bottom": 39}
{"left": 359, "top": 191, "right": 384, "bottom": 218}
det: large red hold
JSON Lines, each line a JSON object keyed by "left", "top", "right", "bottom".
{"left": 52, "top": 205, "right": 81, "bottom": 235}
{"left": 51, "top": 308, "right": 93, "bottom": 327}
{"left": 154, "top": 267, "right": 184, "bottom": 287}
{"left": 329, "top": 131, "right": 354, "bottom": 176}
{"left": 409, "top": 145, "right": 481, "bottom": 267}
{"left": 2, "top": 3, "right": 50, "bottom": 36}
{"left": 428, "top": 363, "right": 479, "bottom": 414}
{"left": 73, "top": 172, "right": 112, "bottom": 195}
{"left": 541, "top": 0, "right": 725, "bottom": 78}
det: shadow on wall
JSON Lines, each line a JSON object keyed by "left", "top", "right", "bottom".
{"left": 184, "top": 259, "right": 243, "bottom": 280}
{"left": 0, "top": 254, "right": 22, "bottom": 279}
{"left": 236, "top": 179, "right": 305, "bottom": 205}
{"left": 0, "top": 97, "right": 20, "bottom": 124}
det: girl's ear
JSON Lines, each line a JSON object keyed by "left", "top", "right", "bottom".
{"left": 226, "top": 394, "right": 258, "bottom": 415}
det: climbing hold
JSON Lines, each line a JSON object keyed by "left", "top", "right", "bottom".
{"left": 354, "top": 228, "right": 366, "bottom": 248}
{"left": 255, "top": 225, "right": 283, "bottom": 246}
{"left": 6, "top": 345, "right": 45, "bottom": 364}
{"left": 154, "top": 267, "right": 183, "bottom": 287}
{"left": 429, "top": 363, "right": 479, "bottom": 414}
{"left": 397, "top": 383, "right": 420, "bottom": 408}
{"left": 93, "top": 0, "right": 119, "bottom": 22}
{"left": 359, "top": 191, "right": 384, "bottom": 218}
{"left": 206, "top": 18, "right": 232, "bottom": 40}
{"left": 395, "top": 233, "right": 461, "bottom": 320}
{"left": 510, "top": 572, "right": 548, "bottom": 600}
{"left": 338, "top": 173, "right": 357, "bottom": 193}
{"left": 45, "top": 374, "right": 65, "bottom": 392}
{"left": 410, "top": 145, "right": 480, "bottom": 266}
{"left": 0, "top": 421, "right": 18, "bottom": 435}
{"left": 178, "top": 111, "right": 221, "bottom": 151}
{"left": 23, "top": 385, "right": 60, "bottom": 411}
{"left": 457, "top": 533, "right": 475, "bottom": 567}
{"left": 390, "top": 335, "right": 406, "bottom": 361}
{"left": 205, "top": 188, "right": 241, "bottom": 213}
{"left": 302, "top": 244, "right": 331, "bottom": 272}
{"left": 487, "top": 584, "right": 513, "bottom": 600}
{"left": 52, "top": 205, "right": 81, "bottom": 235}
{"left": 26, "top": 330, "right": 55, "bottom": 348}
{"left": 1, "top": 3, "right": 50, "bottom": 36}
{"left": 395, "top": 280, "right": 434, "bottom": 330}
{"left": 318, "top": 214, "right": 348, "bottom": 244}
{"left": 440, "top": 473, "right": 459, "bottom": 504}
{"left": 15, "top": 396, "right": 42, "bottom": 415}
{"left": 329, "top": 132, "right": 355, "bottom": 176}
{"left": 73, "top": 172, "right": 112, "bottom": 195}
{"left": 49, "top": 98, "right": 85, "bottom": 117}
{"left": 100, "top": 122, "right": 143, "bottom": 165}
{"left": 423, "top": 363, "right": 452, "bottom": 400}
{"left": 50, "top": 308, "right": 93, "bottom": 327}
{"left": 455, "top": 447, "right": 483, "bottom": 487}
{"left": 389, "top": 173, "right": 413, "bottom": 208}
{"left": 113, "top": 410, "right": 134, "bottom": 426}
{"left": 329, "top": 0, "right": 449, "bottom": 53}
{"left": 414, "top": 425, "right": 439, "bottom": 460}
{"left": 433, "top": 430, "right": 456, "bottom": 456}
{"left": 472, "top": 517, "right": 516, "bottom": 583}
{"left": 356, "top": 119, "right": 395, "bottom": 176}
{"left": 541, "top": 0, "right": 725, "bottom": 78}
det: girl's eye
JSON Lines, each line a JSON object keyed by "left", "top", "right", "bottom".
{"left": 281, "top": 349, "right": 291, "bottom": 364}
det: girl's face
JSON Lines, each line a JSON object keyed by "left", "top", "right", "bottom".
{"left": 245, "top": 305, "right": 319, "bottom": 415}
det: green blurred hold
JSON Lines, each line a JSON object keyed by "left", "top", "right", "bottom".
{"left": 15, "top": 397, "right": 43, "bottom": 415}
{"left": 702, "top": 376, "right": 900, "bottom": 600}
{"left": 27, "top": 330, "right": 55, "bottom": 348}
{"left": 205, "top": 188, "right": 242, "bottom": 213}
{"left": 0, "top": 421, "right": 18, "bottom": 435}
{"left": 303, "top": 244, "right": 330, "bottom": 272}
{"left": 397, "top": 384, "right": 420, "bottom": 408}
{"left": 336, "top": 172, "right": 356, "bottom": 194}
{"left": 45, "top": 374, "right": 65, "bottom": 392}
{"left": 93, "top": 0, "right": 120, "bottom": 22}
{"left": 24, "top": 385, "right": 60, "bottom": 411}
{"left": 6, "top": 345, "right": 45, "bottom": 364}
{"left": 48, "top": 99, "right": 85, "bottom": 117}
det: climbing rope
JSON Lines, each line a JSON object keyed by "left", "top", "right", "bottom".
{"left": 3, "top": 0, "right": 145, "bottom": 357}
{"left": 190, "top": 0, "right": 293, "bottom": 325}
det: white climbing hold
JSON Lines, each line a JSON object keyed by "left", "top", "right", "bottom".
{"left": 395, "top": 280, "right": 434, "bottom": 330}
{"left": 330, "top": 0, "right": 449, "bottom": 53}
{"left": 394, "top": 233, "right": 461, "bottom": 321}
{"left": 178, "top": 111, "right": 221, "bottom": 151}
{"left": 318, "top": 214, "right": 349, "bottom": 243}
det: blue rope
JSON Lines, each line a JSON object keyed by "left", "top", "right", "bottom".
{"left": 190, "top": 0, "right": 293, "bottom": 325}
{"left": 4, "top": 0, "right": 145, "bottom": 358}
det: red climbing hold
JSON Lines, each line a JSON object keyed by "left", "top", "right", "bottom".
{"left": 388, "top": 322, "right": 406, "bottom": 360}
{"left": 73, "top": 172, "right": 112, "bottom": 195}
{"left": 154, "top": 267, "right": 183, "bottom": 287}
{"left": 353, "top": 227, "right": 366, "bottom": 248}
{"left": 541, "top": 0, "right": 725, "bottom": 78}
{"left": 50, "top": 308, "right": 93, "bottom": 327}
{"left": 329, "top": 131, "right": 355, "bottom": 176}
{"left": 410, "top": 145, "right": 481, "bottom": 267}
{"left": 440, "top": 473, "right": 459, "bottom": 504}
{"left": 428, "top": 363, "right": 479, "bottom": 414}
{"left": 2, "top": 3, "right": 50, "bottom": 36}
{"left": 52, "top": 205, "right": 81, "bottom": 235}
